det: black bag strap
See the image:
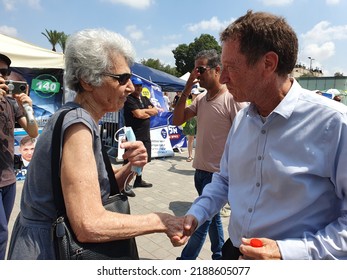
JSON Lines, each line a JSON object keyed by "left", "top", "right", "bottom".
{"left": 51, "top": 108, "right": 120, "bottom": 217}
{"left": 101, "top": 144, "right": 119, "bottom": 196}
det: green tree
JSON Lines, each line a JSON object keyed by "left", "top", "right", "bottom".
{"left": 334, "top": 72, "right": 344, "bottom": 77}
{"left": 140, "top": 58, "right": 179, "bottom": 77}
{"left": 172, "top": 34, "right": 221, "bottom": 75}
{"left": 41, "top": 29, "right": 62, "bottom": 52}
{"left": 58, "top": 32, "right": 69, "bottom": 53}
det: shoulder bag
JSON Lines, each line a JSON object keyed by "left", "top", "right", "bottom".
{"left": 51, "top": 109, "right": 139, "bottom": 260}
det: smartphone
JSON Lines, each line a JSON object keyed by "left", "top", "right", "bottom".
{"left": 5, "top": 80, "right": 27, "bottom": 95}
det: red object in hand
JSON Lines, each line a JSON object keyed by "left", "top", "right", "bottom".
{"left": 250, "top": 238, "right": 263, "bottom": 247}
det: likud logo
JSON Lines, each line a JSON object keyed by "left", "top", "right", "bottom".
{"left": 161, "top": 128, "right": 167, "bottom": 139}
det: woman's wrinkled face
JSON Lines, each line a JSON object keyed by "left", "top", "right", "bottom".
{"left": 95, "top": 54, "right": 134, "bottom": 112}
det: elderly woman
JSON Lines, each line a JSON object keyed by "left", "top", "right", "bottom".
{"left": 7, "top": 28, "right": 184, "bottom": 259}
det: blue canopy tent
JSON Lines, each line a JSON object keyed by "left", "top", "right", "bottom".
{"left": 131, "top": 62, "right": 186, "bottom": 92}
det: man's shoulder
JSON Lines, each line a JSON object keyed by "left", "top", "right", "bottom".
{"left": 124, "top": 94, "right": 137, "bottom": 105}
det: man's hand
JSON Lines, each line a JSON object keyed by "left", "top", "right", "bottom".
{"left": 239, "top": 237, "right": 282, "bottom": 260}
{"left": 165, "top": 214, "right": 199, "bottom": 247}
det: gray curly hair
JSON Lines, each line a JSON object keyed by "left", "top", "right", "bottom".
{"left": 64, "top": 28, "right": 136, "bottom": 92}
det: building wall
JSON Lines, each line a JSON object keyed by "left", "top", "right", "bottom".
{"left": 291, "top": 66, "right": 323, "bottom": 78}
{"left": 297, "top": 76, "right": 347, "bottom": 91}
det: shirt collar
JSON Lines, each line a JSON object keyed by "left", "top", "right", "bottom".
{"left": 247, "top": 78, "right": 301, "bottom": 120}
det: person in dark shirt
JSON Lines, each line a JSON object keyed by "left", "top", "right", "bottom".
{"left": 123, "top": 76, "right": 158, "bottom": 193}
{"left": 0, "top": 53, "right": 38, "bottom": 259}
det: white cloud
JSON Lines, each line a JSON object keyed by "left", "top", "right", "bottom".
{"left": 2, "top": 0, "right": 16, "bottom": 11}
{"left": 0, "top": 25, "right": 18, "bottom": 37}
{"left": 326, "top": 0, "right": 340, "bottom": 5}
{"left": 261, "top": 0, "right": 293, "bottom": 6}
{"left": 162, "top": 34, "right": 182, "bottom": 41}
{"left": 1, "top": 0, "right": 41, "bottom": 10}
{"left": 303, "top": 42, "right": 335, "bottom": 62}
{"left": 302, "top": 21, "right": 347, "bottom": 44}
{"left": 299, "top": 21, "right": 347, "bottom": 68}
{"left": 125, "top": 25, "right": 144, "bottom": 41}
{"left": 101, "top": 0, "right": 153, "bottom": 9}
{"left": 27, "top": 0, "right": 41, "bottom": 9}
{"left": 187, "top": 16, "right": 232, "bottom": 33}
{"left": 143, "top": 43, "right": 178, "bottom": 65}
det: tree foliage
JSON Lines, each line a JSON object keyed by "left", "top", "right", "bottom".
{"left": 172, "top": 34, "right": 221, "bottom": 75}
{"left": 41, "top": 29, "right": 63, "bottom": 52}
{"left": 334, "top": 72, "right": 344, "bottom": 77}
{"left": 58, "top": 32, "right": 69, "bottom": 53}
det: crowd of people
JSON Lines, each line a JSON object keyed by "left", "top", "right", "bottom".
{"left": 1, "top": 9, "right": 347, "bottom": 260}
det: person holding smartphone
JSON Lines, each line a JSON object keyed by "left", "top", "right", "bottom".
{"left": 0, "top": 53, "right": 38, "bottom": 259}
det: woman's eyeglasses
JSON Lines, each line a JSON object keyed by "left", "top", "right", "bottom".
{"left": 102, "top": 72, "right": 132, "bottom": 85}
{"left": 196, "top": 66, "right": 210, "bottom": 74}
{"left": 0, "top": 68, "right": 11, "bottom": 77}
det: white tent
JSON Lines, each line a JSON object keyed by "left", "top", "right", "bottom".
{"left": 180, "top": 72, "right": 190, "bottom": 81}
{"left": 0, "top": 33, "right": 64, "bottom": 68}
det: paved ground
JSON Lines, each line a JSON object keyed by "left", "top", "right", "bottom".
{"left": 8, "top": 149, "right": 229, "bottom": 260}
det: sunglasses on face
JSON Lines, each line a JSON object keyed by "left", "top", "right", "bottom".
{"left": 196, "top": 66, "right": 210, "bottom": 74}
{"left": 0, "top": 68, "right": 11, "bottom": 77}
{"left": 102, "top": 72, "right": 132, "bottom": 85}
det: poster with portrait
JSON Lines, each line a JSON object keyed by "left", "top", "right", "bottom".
{"left": 14, "top": 128, "right": 42, "bottom": 180}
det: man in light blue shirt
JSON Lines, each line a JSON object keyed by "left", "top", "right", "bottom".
{"left": 178, "top": 11, "right": 347, "bottom": 260}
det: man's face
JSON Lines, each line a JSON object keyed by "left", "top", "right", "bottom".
{"left": 0, "top": 60, "right": 10, "bottom": 78}
{"left": 133, "top": 84, "right": 143, "bottom": 95}
{"left": 220, "top": 39, "right": 262, "bottom": 103}
{"left": 194, "top": 58, "right": 210, "bottom": 88}
{"left": 19, "top": 141, "right": 35, "bottom": 162}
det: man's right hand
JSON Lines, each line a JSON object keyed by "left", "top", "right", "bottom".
{"left": 183, "top": 214, "right": 198, "bottom": 236}
{"left": 0, "top": 77, "right": 8, "bottom": 97}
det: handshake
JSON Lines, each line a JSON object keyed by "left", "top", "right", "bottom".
{"left": 158, "top": 213, "right": 197, "bottom": 247}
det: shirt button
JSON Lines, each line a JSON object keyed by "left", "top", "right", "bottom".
{"left": 248, "top": 208, "right": 253, "bottom": 213}
{"left": 261, "top": 130, "right": 266, "bottom": 134}
{"left": 256, "top": 182, "right": 260, "bottom": 187}
{"left": 258, "top": 155, "right": 262, "bottom": 160}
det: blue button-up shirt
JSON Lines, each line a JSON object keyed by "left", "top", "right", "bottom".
{"left": 187, "top": 79, "right": 347, "bottom": 259}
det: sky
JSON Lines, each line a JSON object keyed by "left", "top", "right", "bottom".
{"left": 1, "top": 0, "right": 347, "bottom": 76}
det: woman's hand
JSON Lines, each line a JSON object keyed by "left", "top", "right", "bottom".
{"left": 156, "top": 213, "right": 190, "bottom": 247}
{"left": 121, "top": 140, "right": 147, "bottom": 168}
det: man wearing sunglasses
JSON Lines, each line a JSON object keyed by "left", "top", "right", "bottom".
{"left": 123, "top": 76, "right": 158, "bottom": 195}
{"left": 0, "top": 53, "right": 38, "bottom": 259}
{"left": 172, "top": 49, "right": 247, "bottom": 260}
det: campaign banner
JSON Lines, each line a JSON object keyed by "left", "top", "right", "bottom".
{"left": 139, "top": 77, "right": 168, "bottom": 113}
{"left": 113, "top": 76, "right": 187, "bottom": 159}
{"left": 151, "top": 111, "right": 187, "bottom": 150}
{"left": 150, "top": 125, "right": 174, "bottom": 158}
{"left": 116, "top": 124, "right": 174, "bottom": 161}
{"left": 10, "top": 67, "right": 64, "bottom": 127}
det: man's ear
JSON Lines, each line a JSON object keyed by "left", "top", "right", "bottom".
{"left": 263, "top": 51, "right": 278, "bottom": 75}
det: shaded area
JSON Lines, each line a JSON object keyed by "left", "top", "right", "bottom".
{"left": 169, "top": 201, "right": 193, "bottom": 216}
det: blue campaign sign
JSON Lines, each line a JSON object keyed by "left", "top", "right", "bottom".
{"left": 151, "top": 112, "right": 187, "bottom": 149}
{"left": 117, "top": 75, "right": 186, "bottom": 159}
